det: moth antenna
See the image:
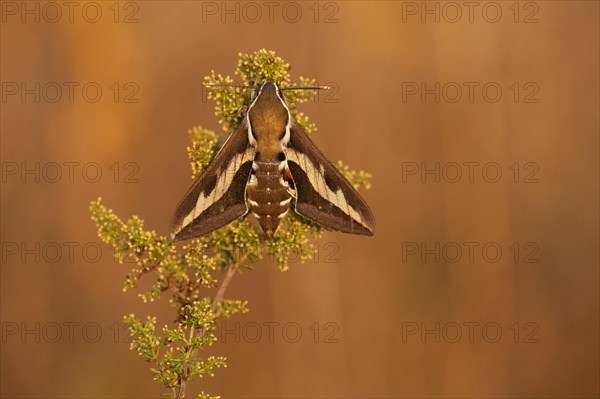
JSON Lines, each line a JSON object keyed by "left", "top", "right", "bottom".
{"left": 281, "top": 85, "right": 331, "bottom": 91}
{"left": 203, "top": 82, "right": 254, "bottom": 90}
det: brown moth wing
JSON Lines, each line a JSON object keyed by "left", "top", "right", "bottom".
{"left": 170, "top": 120, "right": 256, "bottom": 241}
{"left": 284, "top": 121, "right": 375, "bottom": 236}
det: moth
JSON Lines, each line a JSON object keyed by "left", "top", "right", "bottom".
{"left": 170, "top": 79, "right": 375, "bottom": 241}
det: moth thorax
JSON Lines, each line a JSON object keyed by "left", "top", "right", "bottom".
{"left": 246, "top": 161, "right": 292, "bottom": 238}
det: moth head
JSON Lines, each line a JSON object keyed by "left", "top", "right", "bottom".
{"left": 249, "top": 80, "right": 288, "bottom": 113}
{"left": 247, "top": 79, "right": 289, "bottom": 140}
{"left": 253, "top": 79, "right": 284, "bottom": 104}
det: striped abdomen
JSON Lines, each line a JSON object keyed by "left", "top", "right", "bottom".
{"left": 246, "top": 160, "right": 292, "bottom": 238}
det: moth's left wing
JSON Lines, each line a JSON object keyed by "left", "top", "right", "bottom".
{"left": 170, "top": 119, "right": 255, "bottom": 241}
{"left": 284, "top": 121, "right": 375, "bottom": 236}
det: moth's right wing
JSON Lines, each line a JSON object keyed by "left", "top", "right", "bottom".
{"left": 170, "top": 119, "right": 255, "bottom": 241}
{"left": 284, "top": 120, "right": 375, "bottom": 236}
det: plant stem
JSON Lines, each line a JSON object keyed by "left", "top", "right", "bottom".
{"left": 175, "top": 381, "right": 186, "bottom": 399}
{"left": 210, "top": 260, "right": 241, "bottom": 313}
{"left": 174, "top": 258, "right": 244, "bottom": 399}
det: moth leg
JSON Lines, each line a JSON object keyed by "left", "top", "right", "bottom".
{"left": 235, "top": 104, "right": 248, "bottom": 118}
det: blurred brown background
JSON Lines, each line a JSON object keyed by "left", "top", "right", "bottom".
{"left": 1, "top": 1, "right": 598, "bottom": 398}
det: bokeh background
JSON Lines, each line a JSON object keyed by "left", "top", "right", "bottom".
{"left": 1, "top": 1, "right": 598, "bottom": 398}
